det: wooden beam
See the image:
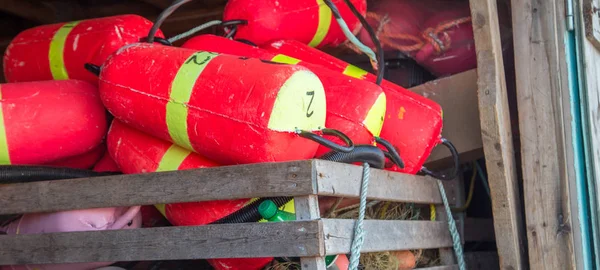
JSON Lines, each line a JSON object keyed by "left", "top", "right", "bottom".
{"left": 0, "top": 161, "right": 316, "bottom": 215}
{"left": 296, "top": 196, "right": 327, "bottom": 270}
{"left": 0, "top": 221, "right": 323, "bottom": 265}
{"left": 315, "top": 160, "right": 452, "bottom": 205}
{"left": 468, "top": 0, "right": 527, "bottom": 269}
{"left": 409, "top": 69, "right": 483, "bottom": 166}
{"left": 512, "top": 0, "right": 577, "bottom": 269}
{"left": 322, "top": 219, "right": 452, "bottom": 255}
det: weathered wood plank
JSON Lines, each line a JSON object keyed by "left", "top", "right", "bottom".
{"left": 469, "top": 0, "right": 527, "bottom": 268}
{"left": 0, "top": 161, "right": 316, "bottom": 215}
{"left": 410, "top": 69, "right": 483, "bottom": 166}
{"left": 436, "top": 205, "right": 457, "bottom": 265}
{"left": 512, "top": 0, "right": 577, "bottom": 269}
{"left": 322, "top": 219, "right": 452, "bottom": 255}
{"left": 0, "top": 221, "right": 323, "bottom": 265}
{"left": 295, "top": 196, "right": 327, "bottom": 270}
{"left": 315, "top": 160, "right": 454, "bottom": 205}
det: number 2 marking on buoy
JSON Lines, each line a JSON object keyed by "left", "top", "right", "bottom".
{"left": 306, "top": 90, "right": 315, "bottom": 118}
{"left": 185, "top": 52, "right": 217, "bottom": 66}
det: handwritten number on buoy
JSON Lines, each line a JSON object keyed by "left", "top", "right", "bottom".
{"left": 185, "top": 52, "right": 218, "bottom": 66}
{"left": 306, "top": 91, "right": 315, "bottom": 118}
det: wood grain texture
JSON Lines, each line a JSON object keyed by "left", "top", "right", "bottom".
{"left": 512, "top": 0, "right": 576, "bottom": 268}
{"left": 469, "top": 0, "right": 527, "bottom": 268}
{"left": 295, "top": 196, "right": 327, "bottom": 270}
{"left": 410, "top": 69, "right": 483, "bottom": 166}
{"left": 0, "top": 221, "right": 323, "bottom": 265}
{"left": 322, "top": 219, "right": 452, "bottom": 255}
{"left": 315, "top": 160, "right": 453, "bottom": 205}
{"left": 0, "top": 161, "right": 316, "bottom": 215}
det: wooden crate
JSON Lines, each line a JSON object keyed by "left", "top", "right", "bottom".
{"left": 0, "top": 160, "right": 460, "bottom": 269}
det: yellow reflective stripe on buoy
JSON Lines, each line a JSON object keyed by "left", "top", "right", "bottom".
{"left": 343, "top": 64, "right": 369, "bottom": 79}
{"left": 267, "top": 70, "right": 326, "bottom": 132}
{"left": 154, "top": 204, "right": 167, "bottom": 217}
{"left": 167, "top": 51, "right": 218, "bottom": 150}
{"left": 0, "top": 87, "right": 10, "bottom": 165}
{"left": 156, "top": 144, "right": 192, "bottom": 172}
{"left": 271, "top": 54, "right": 301, "bottom": 65}
{"left": 308, "top": 0, "right": 332, "bottom": 47}
{"left": 154, "top": 144, "right": 193, "bottom": 218}
{"left": 49, "top": 21, "right": 79, "bottom": 80}
{"left": 363, "top": 92, "right": 387, "bottom": 137}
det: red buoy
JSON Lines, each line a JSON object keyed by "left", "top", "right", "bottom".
{"left": 414, "top": 2, "right": 475, "bottom": 76}
{"left": 262, "top": 40, "right": 443, "bottom": 174}
{"left": 4, "top": 14, "right": 164, "bottom": 83}
{"left": 182, "top": 35, "right": 386, "bottom": 157}
{"left": 107, "top": 120, "right": 251, "bottom": 226}
{"left": 223, "top": 0, "right": 366, "bottom": 48}
{"left": 44, "top": 143, "right": 106, "bottom": 169}
{"left": 100, "top": 43, "right": 326, "bottom": 165}
{"left": 93, "top": 151, "right": 120, "bottom": 172}
{"left": 0, "top": 80, "right": 106, "bottom": 165}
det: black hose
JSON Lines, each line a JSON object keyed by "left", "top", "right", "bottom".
{"left": 0, "top": 165, "right": 119, "bottom": 184}
{"left": 210, "top": 145, "right": 386, "bottom": 224}
{"left": 146, "top": 0, "right": 193, "bottom": 43}
{"left": 320, "top": 145, "right": 385, "bottom": 169}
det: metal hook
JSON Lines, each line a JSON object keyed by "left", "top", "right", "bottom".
{"left": 420, "top": 138, "right": 460, "bottom": 181}
{"left": 297, "top": 128, "right": 354, "bottom": 153}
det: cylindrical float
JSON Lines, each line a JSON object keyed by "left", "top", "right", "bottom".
{"left": 93, "top": 151, "right": 120, "bottom": 172}
{"left": 414, "top": 2, "right": 476, "bottom": 76}
{"left": 0, "top": 207, "right": 141, "bottom": 270}
{"left": 223, "top": 0, "right": 367, "bottom": 48}
{"left": 0, "top": 80, "right": 107, "bottom": 165}
{"left": 107, "top": 120, "right": 272, "bottom": 270}
{"left": 262, "top": 39, "right": 443, "bottom": 174}
{"left": 107, "top": 120, "right": 252, "bottom": 226}
{"left": 100, "top": 43, "right": 326, "bottom": 165}
{"left": 182, "top": 35, "right": 386, "bottom": 157}
{"left": 44, "top": 143, "right": 106, "bottom": 169}
{"left": 4, "top": 14, "right": 164, "bottom": 83}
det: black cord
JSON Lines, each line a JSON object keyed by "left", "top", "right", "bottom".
{"left": 420, "top": 138, "right": 460, "bottom": 181}
{"left": 146, "top": 0, "right": 193, "bottom": 43}
{"left": 341, "top": 0, "right": 385, "bottom": 85}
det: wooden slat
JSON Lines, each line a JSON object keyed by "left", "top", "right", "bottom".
{"left": 322, "top": 219, "right": 452, "bottom": 255}
{"left": 295, "top": 195, "right": 327, "bottom": 270}
{"left": 0, "top": 161, "right": 316, "bottom": 214}
{"left": 468, "top": 0, "right": 527, "bottom": 268}
{"left": 512, "top": 0, "right": 577, "bottom": 269}
{"left": 315, "top": 160, "right": 454, "bottom": 205}
{"left": 0, "top": 221, "right": 323, "bottom": 265}
{"left": 410, "top": 69, "right": 483, "bottom": 166}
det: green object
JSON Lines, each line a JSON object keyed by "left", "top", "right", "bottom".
{"left": 258, "top": 200, "right": 296, "bottom": 222}
{"left": 258, "top": 200, "right": 338, "bottom": 267}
